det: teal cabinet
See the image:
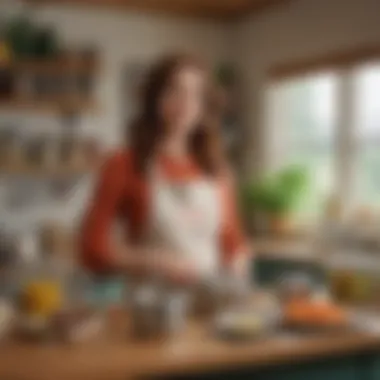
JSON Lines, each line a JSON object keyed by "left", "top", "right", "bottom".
{"left": 253, "top": 356, "right": 359, "bottom": 380}
{"left": 253, "top": 257, "right": 326, "bottom": 288}
{"left": 162, "top": 352, "right": 380, "bottom": 380}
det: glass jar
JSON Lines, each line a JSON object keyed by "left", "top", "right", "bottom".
{"left": 326, "top": 250, "right": 379, "bottom": 305}
{"left": 129, "top": 281, "right": 190, "bottom": 340}
{"left": 18, "top": 254, "right": 66, "bottom": 314}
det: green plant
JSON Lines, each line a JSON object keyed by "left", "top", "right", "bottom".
{"left": 242, "top": 166, "right": 308, "bottom": 216}
{"left": 5, "top": 16, "right": 34, "bottom": 58}
{"left": 5, "top": 16, "right": 60, "bottom": 59}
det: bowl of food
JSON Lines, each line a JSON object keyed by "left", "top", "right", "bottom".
{"left": 214, "top": 304, "right": 280, "bottom": 341}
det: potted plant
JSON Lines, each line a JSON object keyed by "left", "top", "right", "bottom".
{"left": 242, "top": 166, "right": 308, "bottom": 236}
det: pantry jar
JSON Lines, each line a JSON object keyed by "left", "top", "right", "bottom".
{"left": 0, "top": 129, "right": 23, "bottom": 170}
{"left": 59, "top": 137, "right": 87, "bottom": 171}
{"left": 15, "top": 239, "right": 76, "bottom": 341}
{"left": 326, "top": 250, "right": 380, "bottom": 306}
{"left": 18, "top": 255, "right": 65, "bottom": 311}
{"left": 129, "top": 281, "right": 190, "bottom": 340}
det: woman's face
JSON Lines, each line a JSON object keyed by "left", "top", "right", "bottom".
{"left": 158, "top": 66, "right": 205, "bottom": 136}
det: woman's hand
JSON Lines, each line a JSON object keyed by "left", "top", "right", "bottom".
{"left": 154, "top": 256, "right": 199, "bottom": 286}
{"left": 231, "top": 254, "right": 247, "bottom": 276}
{"left": 112, "top": 244, "right": 198, "bottom": 285}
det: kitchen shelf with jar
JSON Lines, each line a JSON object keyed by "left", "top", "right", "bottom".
{"left": 0, "top": 55, "right": 100, "bottom": 115}
{"left": 0, "top": 162, "right": 95, "bottom": 179}
{"left": 0, "top": 128, "right": 103, "bottom": 180}
{"left": 254, "top": 213, "right": 380, "bottom": 307}
{"left": 12, "top": 57, "right": 99, "bottom": 73}
{"left": 0, "top": 97, "right": 98, "bottom": 114}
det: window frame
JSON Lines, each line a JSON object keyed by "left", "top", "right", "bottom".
{"left": 264, "top": 58, "right": 380, "bottom": 218}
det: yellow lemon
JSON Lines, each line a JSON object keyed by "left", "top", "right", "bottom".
{"left": 22, "top": 280, "right": 63, "bottom": 317}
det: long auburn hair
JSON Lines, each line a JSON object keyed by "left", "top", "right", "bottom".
{"left": 128, "top": 53, "right": 225, "bottom": 176}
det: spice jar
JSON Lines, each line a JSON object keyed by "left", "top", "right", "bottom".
{"left": 39, "top": 222, "right": 63, "bottom": 256}
{"left": 0, "top": 129, "right": 23, "bottom": 170}
{"left": 59, "top": 137, "right": 87, "bottom": 171}
{"left": 24, "top": 135, "right": 50, "bottom": 170}
{"left": 41, "top": 136, "right": 60, "bottom": 171}
{"left": 82, "top": 137, "right": 103, "bottom": 168}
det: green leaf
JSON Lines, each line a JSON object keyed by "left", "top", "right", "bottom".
{"left": 241, "top": 166, "right": 308, "bottom": 216}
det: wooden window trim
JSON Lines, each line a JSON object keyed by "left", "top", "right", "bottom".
{"left": 269, "top": 46, "right": 380, "bottom": 80}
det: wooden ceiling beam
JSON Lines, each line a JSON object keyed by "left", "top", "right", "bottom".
{"left": 25, "top": 0, "right": 294, "bottom": 20}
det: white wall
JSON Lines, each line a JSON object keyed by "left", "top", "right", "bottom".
{"left": 0, "top": 3, "right": 228, "bottom": 231}
{"left": 2, "top": 1, "right": 228, "bottom": 146}
{"left": 35, "top": 4, "right": 228, "bottom": 146}
{"left": 231, "top": 0, "right": 380, "bottom": 177}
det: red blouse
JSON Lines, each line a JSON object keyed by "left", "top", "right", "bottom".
{"left": 80, "top": 149, "right": 247, "bottom": 273}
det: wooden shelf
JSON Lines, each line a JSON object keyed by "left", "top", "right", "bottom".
{"left": 0, "top": 164, "right": 95, "bottom": 179}
{"left": 12, "top": 58, "right": 99, "bottom": 74}
{"left": 0, "top": 56, "right": 99, "bottom": 114}
{"left": 27, "top": 0, "right": 292, "bottom": 20}
{"left": 0, "top": 97, "right": 98, "bottom": 114}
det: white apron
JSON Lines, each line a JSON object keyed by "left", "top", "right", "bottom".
{"left": 128, "top": 161, "right": 249, "bottom": 330}
{"left": 146, "top": 160, "right": 222, "bottom": 279}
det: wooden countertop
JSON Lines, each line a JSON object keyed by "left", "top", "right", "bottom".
{"left": 1, "top": 311, "right": 380, "bottom": 380}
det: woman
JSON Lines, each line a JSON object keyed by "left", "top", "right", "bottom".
{"left": 80, "top": 54, "right": 249, "bottom": 287}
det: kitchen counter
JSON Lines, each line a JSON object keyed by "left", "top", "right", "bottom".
{"left": 253, "top": 237, "right": 320, "bottom": 263}
{"left": 1, "top": 309, "right": 380, "bottom": 380}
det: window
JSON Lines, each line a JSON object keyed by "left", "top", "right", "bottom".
{"left": 266, "top": 61, "right": 380, "bottom": 221}
{"left": 353, "top": 64, "right": 380, "bottom": 206}
{"left": 266, "top": 72, "right": 338, "bottom": 220}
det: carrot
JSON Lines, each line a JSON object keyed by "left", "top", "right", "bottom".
{"left": 284, "top": 300, "right": 347, "bottom": 327}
